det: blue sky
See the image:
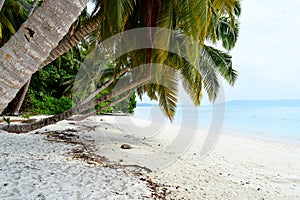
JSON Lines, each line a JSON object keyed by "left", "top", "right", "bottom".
{"left": 224, "top": 0, "right": 300, "bottom": 101}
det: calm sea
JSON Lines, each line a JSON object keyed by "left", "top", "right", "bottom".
{"left": 134, "top": 101, "right": 300, "bottom": 146}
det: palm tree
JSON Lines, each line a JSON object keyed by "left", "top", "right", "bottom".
{"left": 0, "top": 0, "right": 89, "bottom": 114}
{"left": 3, "top": 0, "right": 40, "bottom": 115}
{"left": 6, "top": 0, "right": 90, "bottom": 116}
{"left": 0, "top": 0, "right": 5, "bottom": 11}
{"left": 29, "top": 0, "right": 240, "bottom": 106}
{"left": 1, "top": 0, "right": 241, "bottom": 132}
{"left": 113, "top": 0, "right": 241, "bottom": 119}
{"left": 3, "top": 0, "right": 138, "bottom": 115}
{"left": 74, "top": 0, "right": 241, "bottom": 120}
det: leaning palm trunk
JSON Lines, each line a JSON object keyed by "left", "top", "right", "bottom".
{"left": 6, "top": 13, "right": 102, "bottom": 114}
{"left": 10, "top": 80, "right": 30, "bottom": 115}
{"left": 28, "top": 0, "right": 38, "bottom": 16}
{"left": 0, "top": 0, "right": 4, "bottom": 11}
{"left": 8, "top": 0, "right": 39, "bottom": 115}
{"left": 2, "top": 76, "right": 148, "bottom": 133}
{"left": 72, "top": 91, "right": 133, "bottom": 121}
{"left": 0, "top": 0, "right": 88, "bottom": 113}
{"left": 41, "top": 14, "right": 102, "bottom": 68}
{"left": 2, "top": 62, "right": 133, "bottom": 133}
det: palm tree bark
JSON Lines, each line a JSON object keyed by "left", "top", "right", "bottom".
{"left": 80, "top": 67, "right": 130, "bottom": 105}
{"left": 28, "top": 0, "right": 39, "bottom": 16}
{"left": 0, "top": 0, "right": 89, "bottom": 114}
{"left": 40, "top": 14, "right": 102, "bottom": 68}
{"left": 9, "top": 0, "right": 39, "bottom": 115}
{"left": 7, "top": 13, "right": 103, "bottom": 114}
{"left": 0, "top": 0, "right": 5, "bottom": 11}
{"left": 10, "top": 80, "right": 30, "bottom": 115}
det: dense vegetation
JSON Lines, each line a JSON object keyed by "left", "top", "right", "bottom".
{"left": 1, "top": 0, "right": 137, "bottom": 116}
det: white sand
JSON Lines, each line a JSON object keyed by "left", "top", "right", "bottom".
{"left": 0, "top": 117, "right": 152, "bottom": 199}
{"left": 151, "top": 134, "right": 300, "bottom": 199}
{"left": 1, "top": 115, "right": 300, "bottom": 199}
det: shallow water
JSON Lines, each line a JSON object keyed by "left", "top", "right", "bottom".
{"left": 134, "top": 103, "right": 300, "bottom": 146}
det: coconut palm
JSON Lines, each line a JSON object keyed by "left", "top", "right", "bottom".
{"left": 114, "top": 0, "right": 241, "bottom": 119}
{"left": 3, "top": 0, "right": 41, "bottom": 115}
{"left": 78, "top": 0, "right": 241, "bottom": 120}
{"left": 0, "top": 1, "right": 5, "bottom": 11}
{"left": 4, "top": 0, "right": 136, "bottom": 116}
{"left": 34, "top": 0, "right": 240, "bottom": 106}
{"left": 0, "top": 0, "right": 89, "bottom": 114}
{"left": 1, "top": 0, "right": 242, "bottom": 132}
{"left": 5, "top": 0, "right": 89, "bottom": 116}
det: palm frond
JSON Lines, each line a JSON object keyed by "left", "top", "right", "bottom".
{"left": 216, "top": 17, "right": 240, "bottom": 50}
{"left": 233, "top": 0, "right": 242, "bottom": 17}
{"left": 156, "top": 1, "right": 175, "bottom": 63}
{"left": 105, "top": 0, "right": 136, "bottom": 32}
{"left": 179, "top": 59, "right": 203, "bottom": 106}
{"left": 144, "top": 83, "right": 158, "bottom": 101}
{"left": 0, "top": 12, "right": 16, "bottom": 34}
{"left": 156, "top": 67, "right": 179, "bottom": 120}
{"left": 204, "top": 45, "right": 238, "bottom": 85}
{"left": 0, "top": 23, "right": 2, "bottom": 39}
{"left": 213, "top": 0, "right": 241, "bottom": 28}
{"left": 198, "top": 48, "right": 220, "bottom": 102}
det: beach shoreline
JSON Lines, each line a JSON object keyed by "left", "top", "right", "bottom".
{"left": 1, "top": 115, "right": 299, "bottom": 199}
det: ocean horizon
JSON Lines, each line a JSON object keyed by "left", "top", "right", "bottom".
{"left": 134, "top": 100, "right": 300, "bottom": 146}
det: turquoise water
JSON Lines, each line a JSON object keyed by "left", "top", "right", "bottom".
{"left": 223, "top": 106, "right": 300, "bottom": 145}
{"left": 134, "top": 102, "right": 300, "bottom": 146}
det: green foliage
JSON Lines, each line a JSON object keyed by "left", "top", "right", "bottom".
{"left": 21, "top": 113, "right": 32, "bottom": 119}
{"left": 2, "top": 115, "right": 11, "bottom": 125}
{"left": 128, "top": 92, "right": 137, "bottom": 113}
{"left": 22, "top": 41, "right": 86, "bottom": 115}
{"left": 97, "top": 102, "right": 113, "bottom": 114}
{"left": 23, "top": 89, "right": 72, "bottom": 115}
{"left": 0, "top": 0, "right": 28, "bottom": 46}
{"left": 22, "top": 45, "right": 136, "bottom": 115}
{"left": 30, "top": 65, "right": 76, "bottom": 97}
{"left": 22, "top": 58, "right": 79, "bottom": 115}
{"left": 112, "top": 92, "right": 137, "bottom": 113}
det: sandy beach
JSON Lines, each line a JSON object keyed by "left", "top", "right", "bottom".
{"left": 1, "top": 115, "right": 299, "bottom": 199}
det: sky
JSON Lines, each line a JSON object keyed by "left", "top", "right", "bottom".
{"left": 223, "top": 0, "right": 300, "bottom": 101}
